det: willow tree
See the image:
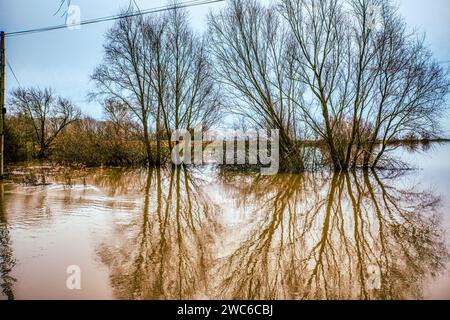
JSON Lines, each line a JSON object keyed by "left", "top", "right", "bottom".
{"left": 280, "top": 0, "right": 449, "bottom": 169}
{"left": 208, "top": 0, "right": 306, "bottom": 170}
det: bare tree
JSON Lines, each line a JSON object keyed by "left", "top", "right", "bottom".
{"left": 361, "top": 3, "right": 449, "bottom": 167}
{"left": 91, "top": 13, "right": 156, "bottom": 164}
{"left": 92, "top": 6, "right": 221, "bottom": 165}
{"left": 148, "top": 6, "right": 222, "bottom": 153}
{"left": 280, "top": 0, "right": 449, "bottom": 169}
{"left": 10, "top": 87, "right": 80, "bottom": 159}
{"left": 103, "top": 98, "right": 135, "bottom": 135}
{"left": 208, "top": 0, "right": 306, "bottom": 170}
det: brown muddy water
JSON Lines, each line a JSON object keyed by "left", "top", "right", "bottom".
{"left": 0, "top": 144, "right": 449, "bottom": 300}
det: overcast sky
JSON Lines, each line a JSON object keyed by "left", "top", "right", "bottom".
{"left": 1, "top": 0, "right": 449, "bottom": 134}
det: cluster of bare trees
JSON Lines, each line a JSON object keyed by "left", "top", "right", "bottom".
{"left": 91, "top": 6, "right": 221, "bottom": 165}
{"left": 10, "top": 88, "right": 81, "bottom": 159}
{"left": 7, "top": 90, "right": 147, "bottom": 165}
{"left": 283, "top": 0, "right": 448, "bottom": 169}
{"left": 5, "top": 0, "right": 448, "bottom": 171}
{"left": 208, "top": 0, "right": 449, "bottom": 170}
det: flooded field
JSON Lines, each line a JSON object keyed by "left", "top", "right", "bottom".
{"left": 1, "top": 144, "right": 449, "bottom": 300}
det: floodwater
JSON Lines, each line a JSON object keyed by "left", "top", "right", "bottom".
{"left": 0, "top": 144, "right": 449, "bottom": 300}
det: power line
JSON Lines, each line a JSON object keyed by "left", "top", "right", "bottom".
{"left": 5, "top": 0, "right": 224, "bottom": 37}
{"left": 6, "top": 58, "right": 21, "bottom": 88}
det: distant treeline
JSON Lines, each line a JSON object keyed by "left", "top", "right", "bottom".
{"left": 5, "top": 106, "right": 146, "bottom": 166}
{"left": 4, "top": 0, "right": 449, "bottom": 170}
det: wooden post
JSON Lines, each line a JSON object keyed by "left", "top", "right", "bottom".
{"left": 0, "top": 31, "right": 5, "bottom": 180}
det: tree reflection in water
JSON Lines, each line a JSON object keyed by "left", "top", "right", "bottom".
{"left": 214, "top": 170, "right": 447, "bottom": 300}
{"left": 98, "top": 167, "right": 222, "bottom": 299}
{"left": 97, "top": 167, "right": 448, "bottom": 300}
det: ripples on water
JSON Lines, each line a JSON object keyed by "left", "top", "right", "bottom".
{"left": 0, "top": 144, "right": 449, "bottom": 300}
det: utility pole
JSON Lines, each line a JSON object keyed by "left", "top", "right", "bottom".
{"left": 0, "top": 31, "right": 5, "bottom": 180}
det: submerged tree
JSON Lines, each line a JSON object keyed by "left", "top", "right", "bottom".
{"left": 208, "top": 0, "right": 306, "bottom": 170}
{"left": 157, "top": 7, "right": 222, "bottom": 147}
{"left": 91, "top": 13, "right": 155, "bottom": 164}
{"left": 280, "top": 0, "right": 449, "bottom": 169}
{"left": 10, "top": 87, "right": 81, "bottom": 159}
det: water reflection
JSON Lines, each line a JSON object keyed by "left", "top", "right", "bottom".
{"left": 94, "top": 167, "right": 447, "bottom": 300}
{"left": 98, "top": 167, "right": 222, "bottom": 299}
{"left": 0, "top": 183, "right": 16, "bottom": 300}
{"left": 214, "top": 170, "right": 447, "bottom": 299}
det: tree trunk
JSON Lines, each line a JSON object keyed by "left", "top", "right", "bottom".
{"left": 143, "top": 118, "right": 153, "bottom": 166}
{"left": 156, "top": 104, "right": 161, "bottom": 165}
